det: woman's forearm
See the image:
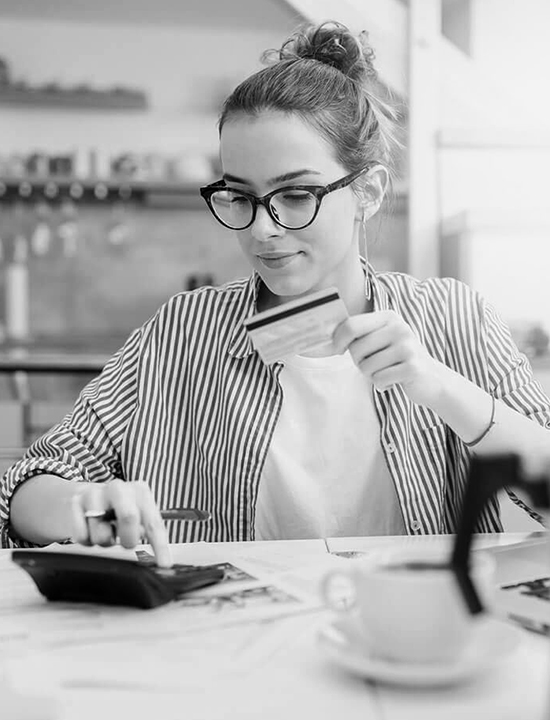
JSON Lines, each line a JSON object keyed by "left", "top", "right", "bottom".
{"left": 10, "top": 475, "right": 89, "bottom": 545}
{"left": 429, "top": 362, "right": 550, "bottom": 456}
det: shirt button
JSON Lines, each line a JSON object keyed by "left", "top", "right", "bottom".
{"left": 411, "top": 520, "right": 422, "bottom": 532}
{"left": 385, "top": 442, "right": 396, "bottom": 454}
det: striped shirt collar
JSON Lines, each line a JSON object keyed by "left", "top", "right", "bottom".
{"left": 368, "top": 262, "right": 392, "bottom": 312}
{"left": 227, "top": 262, "right": 392, "bottom": 360}
{"left": 227, "top": 273, "right": 260, "bottom": 359}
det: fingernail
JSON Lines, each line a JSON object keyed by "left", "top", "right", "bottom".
{"left": 157, "top": 548, "right": 173, "bottom": 568}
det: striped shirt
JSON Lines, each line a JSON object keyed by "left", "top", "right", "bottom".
{"left": 2, "top": 267, "right": 550, "bottom": 547}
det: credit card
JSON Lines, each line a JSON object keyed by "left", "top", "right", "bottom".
{"left": 243, "top": 286, "right": 348, "bottom": 364}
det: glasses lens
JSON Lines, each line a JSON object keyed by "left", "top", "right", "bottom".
{"left": 210, "top": 190, "right": 253, "bottom": 229}
{"left": 270, "top": 189, "right": 317, "bottom": 229}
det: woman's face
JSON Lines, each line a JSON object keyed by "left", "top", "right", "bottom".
{"left": 219, "top": 112, "right": 362, "bottom": 304}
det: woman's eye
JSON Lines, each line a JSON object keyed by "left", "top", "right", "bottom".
{"left": 279, "top": 192, "right": 312, "bottom": 204}
{"left": 229, "top": 195, "right": 249, "bottom": 205}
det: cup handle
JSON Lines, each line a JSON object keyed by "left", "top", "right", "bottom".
{"left": 319, "top": 568, "right": 357, "bottom": 612}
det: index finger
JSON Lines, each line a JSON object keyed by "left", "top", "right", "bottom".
{"left": 136, "top": 486, "right": 172, "bottom": 568}
{"left": 333, "top": 312, "right": 391, "bottom": 353}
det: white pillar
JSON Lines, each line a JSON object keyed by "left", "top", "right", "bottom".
{"left": 407, "top": 0, "right": 441, "bottom": 279}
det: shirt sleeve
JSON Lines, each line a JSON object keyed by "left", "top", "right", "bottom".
{"left": 445, "top": 278, "right": 550, "bottom": 426}
{"left": 0, "top": 325, "right": 145, "bottom": 547}
{"left": 478, "top": 291, "right": 550, "bottom": 525}
{"left": 482, "top": 299, "right": 550, "bottom": 427}
{"left": 443, "top": 279, "right": 550, "bottom": 527}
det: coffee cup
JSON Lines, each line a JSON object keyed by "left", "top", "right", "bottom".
{"left": 320, "top": 545, "right": 496, "bottom": 665}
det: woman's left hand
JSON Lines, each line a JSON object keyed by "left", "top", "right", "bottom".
{"left": 333, "top": 311, "right": 444, "bottom": 408}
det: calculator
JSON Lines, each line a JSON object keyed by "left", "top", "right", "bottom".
{"left": 12, "top": 550, "right": 225, "bottom": 609}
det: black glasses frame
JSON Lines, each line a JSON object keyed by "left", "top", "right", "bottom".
{"left": 199, "top": 165, "right": 371, "bottom": 231}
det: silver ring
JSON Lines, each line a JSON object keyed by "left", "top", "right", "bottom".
{"left": 83, "top": 510, "right": 107, "bottom": 519}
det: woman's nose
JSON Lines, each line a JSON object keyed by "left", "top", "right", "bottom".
{"left": 250, "top": 205, "right": 284, "bottom": 242}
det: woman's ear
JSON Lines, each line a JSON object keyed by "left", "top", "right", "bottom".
{"left": 356, "top": 164, "right": 389, "bottom": 221}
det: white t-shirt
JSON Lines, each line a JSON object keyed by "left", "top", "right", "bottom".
{"left": 255, "top": 351, "right": 405, "bottom": 540}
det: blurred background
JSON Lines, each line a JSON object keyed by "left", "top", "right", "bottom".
{"left": 0, "top": 0, "right": 548, "bottom": 449}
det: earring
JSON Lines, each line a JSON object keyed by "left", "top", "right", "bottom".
{"left": 361, "top": 207, "right": 372, "bottom": 301}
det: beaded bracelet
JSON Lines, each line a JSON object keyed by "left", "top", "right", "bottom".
{"left": 464, "top": 394, "right": 496, "bottom": 448}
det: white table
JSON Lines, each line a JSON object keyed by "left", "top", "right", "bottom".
{"left": 0, "top": 534, "right": 548, "bottom": 720}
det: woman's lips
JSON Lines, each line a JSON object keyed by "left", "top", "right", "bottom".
{"left": 257, "top": 253, "right": 300, "bottom": 269}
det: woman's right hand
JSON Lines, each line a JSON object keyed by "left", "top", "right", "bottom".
{"left": 70, "top": 480, "right": 172, "bottom": 567}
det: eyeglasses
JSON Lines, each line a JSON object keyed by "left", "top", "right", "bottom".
{"left": 199, "top": 166, "right": 370, "bottom": 231}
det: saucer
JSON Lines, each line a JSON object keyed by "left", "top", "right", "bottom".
{"left": 317, "top": 617, "right": 521, "bottom": 687}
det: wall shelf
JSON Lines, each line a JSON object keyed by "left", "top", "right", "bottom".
{"left": 0, "top": 175, "right": 206, "bottom": 208}
{"left": 0, "top": 85, "right": 148, "bottom": 110}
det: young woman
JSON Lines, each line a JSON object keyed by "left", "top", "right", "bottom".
{"left": 2, "top": 22, "right": 549, "bottom": 566}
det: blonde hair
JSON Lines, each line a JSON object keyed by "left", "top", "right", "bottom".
{"left": 219, "top": 21, "right": 403, "bottom": 191}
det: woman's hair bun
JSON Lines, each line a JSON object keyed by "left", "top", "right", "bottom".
{"left": 275, "top": 21, "right": 378, "bottom": 83}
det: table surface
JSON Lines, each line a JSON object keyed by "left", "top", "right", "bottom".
{"left": 1, "top": 533, "right": 549, "bottom": 720}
